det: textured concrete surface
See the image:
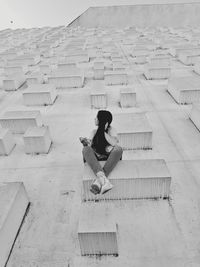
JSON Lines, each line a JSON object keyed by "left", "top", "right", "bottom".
{"left": 69, "top": 3, "right": 200, "bottom": 28}
{"left": 0, "top": 182, "right": 29, "bottom": 267}
{"left": 0, "top": 24, "right": 200, "bottom": 267}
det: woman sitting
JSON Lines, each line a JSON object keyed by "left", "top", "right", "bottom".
{"left": 80, "top": 110, "right": 123, "bottom": 195}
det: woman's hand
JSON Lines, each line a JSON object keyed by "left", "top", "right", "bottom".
{"left": 79, "top": 137, "right": 91, "bottom": 146}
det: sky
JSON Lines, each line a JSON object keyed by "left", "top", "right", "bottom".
{"left": 0, "top": 0, "right": 200, "bottom": 30}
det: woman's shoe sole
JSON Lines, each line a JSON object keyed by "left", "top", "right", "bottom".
{"left": 101, "top": 186, "right": 113, "bottom": 195}
{"left": 90, "top": 184, "right": 101, "bottom": 195}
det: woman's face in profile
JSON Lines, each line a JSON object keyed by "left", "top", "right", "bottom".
{"left": 95, "top": 117, "right": 99, "bottom": 126}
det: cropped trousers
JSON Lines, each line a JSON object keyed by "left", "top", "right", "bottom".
{"left": 82, "top": 145, "right": 123, "bottom": 177}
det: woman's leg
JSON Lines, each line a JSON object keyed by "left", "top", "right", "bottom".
{"left": 82, "top": 146, "right": 103, "bottom": 175}
{"left": 103, "top": 145, "right": 123, "bottom": 177}
{"left": 82, "top": 146, "right": 105, "bottom": 194}
{"left": 99, "top": 146, "right": 122, "bottom": 195}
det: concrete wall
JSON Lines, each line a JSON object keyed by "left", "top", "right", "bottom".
{"left": 69, "top": 3, "right": 200, "bottom": 28}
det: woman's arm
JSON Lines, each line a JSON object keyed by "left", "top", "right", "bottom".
{"left": 104, "top": 127, "right": 119, "bottom": 146}
{"left": 87, "top": 129, "right": 97, "bottom": 146}
{"left": 79, "top": 129, "right": 96, "bottom": 146}
{"left": 104, "top": 133, "right": 118, "bottom": 146}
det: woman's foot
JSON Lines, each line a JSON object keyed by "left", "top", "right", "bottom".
{"left": 90, "top": 179, "right": 101, "bottom": 195}
{"left": 100, "top": 179, "right": 113, "bottom": 194}
{"left": 96, "top": 171, "right": 113, "bottom": 195}
{"left": 90, "top": 171, "right": 114, "bottom": 195}
{"left": 90, "top": 171, "right": 104, "bottom": 194}
{"left": 90, "top": 171, "right": 106, "bottom": 195}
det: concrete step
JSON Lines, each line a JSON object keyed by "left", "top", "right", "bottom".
{"left": 0, "top": 182, "right": 29, "bottom": 267}
{"left": 4, "top": 65, "right": 28, "bottom": 76}
{"left": 23, "top": 84, "right": 57, "bottom": 106}
{"left": 120, "top": 88, "right": 136, "bottom": 108}
{"left": 0, "top": 128, "right": 16, "bottom": 155}
{"left": 170, "top": 46, "right": 200, "bottom": 58}
{"left": 178, "top": 53, "right": 200, "bottom": 66}
{"left": 82, "top": 159, "right": 171, "bottom": 201}
{"left": 149, "top": 55, "right": 171, "bottom": 65}
{"left": 168, "top": 76, "right": 200, "bottom": 104}
{"left": 90, "top": 91, "right": 107, "bottom": 109}
{"left": 0, "top": 110, "right": 43, "bottom": 134}
{"left": 113, "top": 112, "right": 152, "bottom": 150}
{"left": 57, "top": 62, "right": 77, "bottom": 72}
{"left": 78, "top": 204, "right": 118, "bottom": 256}
{"left": 134, "top": 55, "right": 147, "bottom": 64}
{"left": 193, "top": 64, "right": 200, "bottom": 76}
{"left": 26, "top": 72, "right": 44, "bottom": 86}
{"left": 3, "top": 75, "right": 26, "bottom": 91}
{"left": 23, "top": 126, "right": 52, "bottom": 154}
{"left": 189, "top": 103, "right": 200, "bottom": 131}
{"left": 112, "top": 61, "right": 125, "bottom": 71}
{"left": 64, "top": 53, "right": 89, "bottom": 63}
{"left": 7, "top": 55, "right": 40, "bottom": 66}
{"left": 144, "top": 64, "right": 171, "bottom": 80}
{"left": 39, "top": 64, "right": 53, "bottom": 75}
{"left": 94, "top": 68, "right": 104, "bottom": 80}
{"left": 47, "top": 70, "right": 84, "bottom": 88}
{"left": 104, "top": 71, "right": 128, "bottom": 85}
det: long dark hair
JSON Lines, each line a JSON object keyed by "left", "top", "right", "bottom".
{"left": 91, "top": 110, "right": 113, "bottom": 155}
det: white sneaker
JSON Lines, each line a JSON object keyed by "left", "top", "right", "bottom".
{"left": 96, "top": 171, "right": 106, "bottom": 185}
{"left": 90, "top": 171, "right": 106, "bottom": 195}
{"left": 100, "top": 179, "right": 113, "bottom": 195}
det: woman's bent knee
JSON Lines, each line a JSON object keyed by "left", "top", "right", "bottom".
{"left": 113, "top": 145, "right": 123, "bottom": 155}
{"left": 82, "top": 145, "right": 93, "bottom": 155}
